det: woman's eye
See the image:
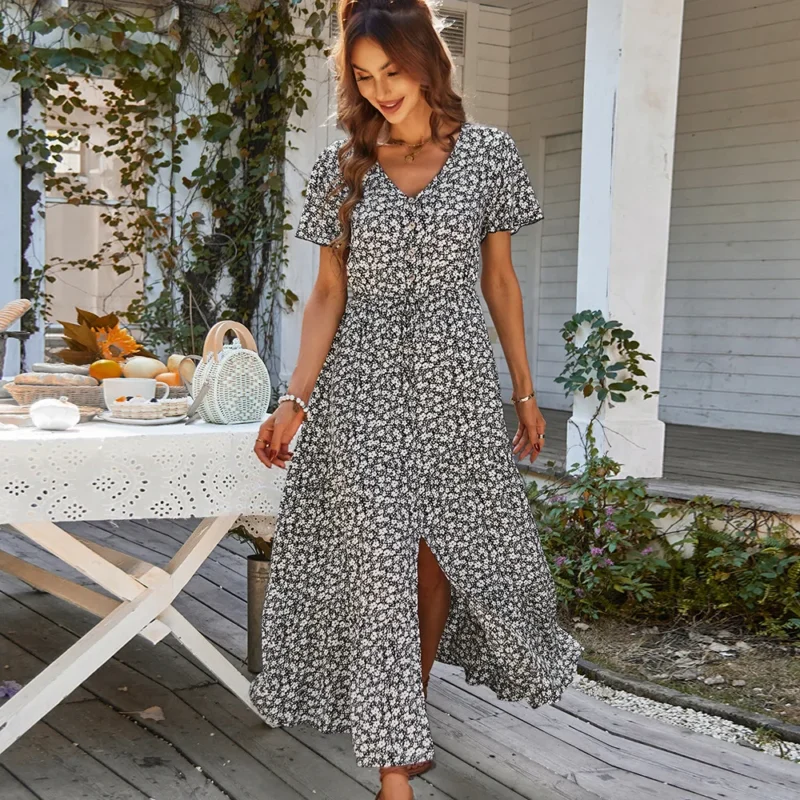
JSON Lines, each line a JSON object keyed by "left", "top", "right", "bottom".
{"left": 356, "top": 75, "right": 371, "bottom": 82}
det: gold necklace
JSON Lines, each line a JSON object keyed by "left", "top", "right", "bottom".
{"left": 383, "top": 134, "right": 431, "bottom": 162}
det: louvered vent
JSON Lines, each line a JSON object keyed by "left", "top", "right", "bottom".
{"left": 440, "top": 10, "right": 466, "bottom": 58}
{"left": 329, "top": 7, "right": 467, "bottom": 60}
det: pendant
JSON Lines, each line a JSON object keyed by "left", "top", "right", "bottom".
{"left": 404, "top": 152, "right": 415, "bottom": 162}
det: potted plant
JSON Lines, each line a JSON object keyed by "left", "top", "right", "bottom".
{"left": 228, "top": 518, "right": 274, "bottom": 673}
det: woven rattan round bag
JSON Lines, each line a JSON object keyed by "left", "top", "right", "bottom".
{"left": 192, "top": 321, "right": 271, "bottom": 424}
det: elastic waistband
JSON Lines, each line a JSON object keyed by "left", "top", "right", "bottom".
{"left": 348, "top": 285, "right": 477, "bottom": 305}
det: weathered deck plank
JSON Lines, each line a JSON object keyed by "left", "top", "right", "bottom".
{"left": 430, "top": 681, "right": 694, "bottom": 800}
{"left": 46, "top": 700, "right": 231, "bottom": 800}
{"left": 0, "top": 766, "right": 38, "bottom": 799}
{"left": 0, "top": 588, "right": 304, "bottom": 800}
{"left": 2, "top": 518, "right": 799, "bottom": 800}
{"left": 555, "top": 691, "right": 800, "bottom": 788}
{"left": 1, "top": 722, "right": 148, "bottom": 800}
{"left": 435, "top": 662, "right": 800, "bottom": 794}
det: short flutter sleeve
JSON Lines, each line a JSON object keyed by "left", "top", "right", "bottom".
{"left": 480, "top": 131, "right": 544, "bottom": 241}
{"left": 294, "top": 141, "right": 346, "bottom": 247}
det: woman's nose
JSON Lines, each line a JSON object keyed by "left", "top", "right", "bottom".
{"left": 374, "top": 77, "right": 391, "bottom": 99}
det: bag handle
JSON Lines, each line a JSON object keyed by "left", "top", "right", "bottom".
{"left": 202, "top": 321, "right": 258, "bottom": 362}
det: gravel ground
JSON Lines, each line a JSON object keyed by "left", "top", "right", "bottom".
{"left": 571, "top": 673, "right": 800, "bottom": 763}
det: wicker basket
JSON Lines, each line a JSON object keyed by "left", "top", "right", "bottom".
{"left": 6, "top": 383, "right": 106, "bottom": 407}
{"left": 7, "top": 381, "right": 188, "bottom": 409}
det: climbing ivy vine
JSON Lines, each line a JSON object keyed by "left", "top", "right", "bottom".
{"left": 0, "top": 0, "right": 331, "bottom": 358}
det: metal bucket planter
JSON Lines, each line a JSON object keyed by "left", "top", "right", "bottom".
{"left": 247, "top": 555, "right": 271, "bottom": 674}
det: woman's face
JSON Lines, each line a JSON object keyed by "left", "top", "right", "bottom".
{"left": 350, "top": 37, "right": 425, "bottom": 124}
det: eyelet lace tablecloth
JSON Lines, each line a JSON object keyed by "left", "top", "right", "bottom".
{"left": 0, "top": 420, "right": 286, "bottom": 537}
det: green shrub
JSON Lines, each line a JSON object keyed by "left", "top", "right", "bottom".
{"left": 539, "top": 309, "right": 800, "bottom": 638}
{"left": 529, "top": 445, "right": 800, "bottom": 637}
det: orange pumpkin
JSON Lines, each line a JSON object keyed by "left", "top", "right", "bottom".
{"left": 155, "top": 371, "right": 183, "bottom": 387}
{"left": 88, "top": 359, "right": 123, "bottom": 381}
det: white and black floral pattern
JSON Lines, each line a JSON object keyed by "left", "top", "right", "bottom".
{"left": 249, "top": 121, "right": 583, "bottom": 768}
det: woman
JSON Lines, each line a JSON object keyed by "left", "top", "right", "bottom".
{"left": 249, "top": 1, "right": 583, "bottom": 797}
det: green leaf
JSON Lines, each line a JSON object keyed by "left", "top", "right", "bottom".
{"left": 207, "top": 83, "right": 229, "bottom": 105}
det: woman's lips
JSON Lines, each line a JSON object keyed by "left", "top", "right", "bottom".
{"left": 379, "top": 98, "right": 404, "bottom": 114}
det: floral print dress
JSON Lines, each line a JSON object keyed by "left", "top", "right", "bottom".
{"left": 249, "top": 120, "right": 583, "bottom": 768}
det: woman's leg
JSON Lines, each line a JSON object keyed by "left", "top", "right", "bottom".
{"left": 417, "top": 536, "right": 451, "bottom": 694}
{"left": 375, "top": 538, "right": 447, "bottom": 798}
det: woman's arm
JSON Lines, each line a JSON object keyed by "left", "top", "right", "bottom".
{"left": 480, "top": 231, "right": 546, "bottom": 463}
{"left": 255, "top": 245, "right": 348, "bottom": 469}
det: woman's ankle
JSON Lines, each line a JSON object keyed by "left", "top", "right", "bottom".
{"left": 378, "top": 768, "right": 411, "bottom": 798}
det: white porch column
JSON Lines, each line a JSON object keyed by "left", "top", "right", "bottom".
{"left": 0, "top": 76, "right": 22, "bottom": 377}
{"left": 566, "top": 0, "right": 685, "bottom": 478}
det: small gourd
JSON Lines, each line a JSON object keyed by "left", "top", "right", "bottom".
{"left": 29, "top": 396, "right": 81, "bottom": 430}
{"left": 123, "top": 356, "right": 168, "bottom": 379}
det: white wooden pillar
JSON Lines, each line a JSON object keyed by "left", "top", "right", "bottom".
{"left": 567, "top": 0, "right": 685, "bottom": 478}
{"left": 0, "top": 76, "right": 22, "bottom": 377}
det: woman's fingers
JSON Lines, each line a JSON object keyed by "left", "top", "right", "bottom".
{"left": 254, "top": 420, "right": 276, "bottom": 468}
{"left": 265, "top": 423, "right": 293, "bottom": 469}
{"left": 270, "top": 441, "right": 294, "bottom": 469}
{"left": 513, "top": 427, "right": 531, "bottom": 458}
{"left": 528, "top": 426, "right": 545, "bottom": 463}
{"left": 521, "top": 437, "right": 536, "bottom": 463}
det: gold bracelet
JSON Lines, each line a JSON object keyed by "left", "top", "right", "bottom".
{"left": 512, "top": 390, "right": 536, "bottom": 404}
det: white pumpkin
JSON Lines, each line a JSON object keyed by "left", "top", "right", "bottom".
{"left": 123, "top": 356, "right": 167, "bottom": 379}
{"left": 29, "top": 396, "right": 81, "bottom": 430}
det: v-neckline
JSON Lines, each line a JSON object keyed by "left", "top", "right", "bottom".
{"left": 374, "top": 122, "right": 470, "bottom": 201}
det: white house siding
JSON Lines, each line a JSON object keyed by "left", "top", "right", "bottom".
{"left": 466, "top": 2, "right": 551, "bottom": 398}
{"left": 664, "top": 0, "right": 800, "bottom": 435}
{"left": 468, "top": 3, "right": 518, "bottom": 397}
{"left": 507, "top": 0, "right": 588, "bottom": 407}
{"left": 506, "top": 0, "right": 800, "bottom": 435}
{"left": 536, "top": 132, "right": 581, "bottom": 411}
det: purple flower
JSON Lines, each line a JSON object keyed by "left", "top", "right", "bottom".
{"left": 549, "top": 494, "right": 567, "bottom": 504}
{"left": 603, "top": 557, "right": 614, "bottom": 566}
{"left": 604, "top": 520, "right": 618, "bottom": 532}
{"left": 575, "top": 587, "right": 585, "bottom": 597}
{"left": 554, "top": 555, "right": 567, "bottom": 567}
{"left": 605, "top": 506, "right": 615, "bottom": 517}
{"left": 0, "top": 681, "right": 22, "bottom": 699}
{"left": 641, "top": 546, "right": 654, "bottom": 556}
{"left": 590, "top": 546, "right": 604, "bottom": 556}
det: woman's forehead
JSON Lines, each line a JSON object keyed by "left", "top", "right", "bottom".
{"left": 350, "top": 37, "right": 393, "bottom": 70}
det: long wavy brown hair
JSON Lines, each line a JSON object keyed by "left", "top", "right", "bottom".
{"left": 325, "top": 0, "right": 467, "bottom": 269}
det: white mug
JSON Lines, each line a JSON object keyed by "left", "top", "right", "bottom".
{"left": 102, "top": 377, "right": 170, "bottom": 409}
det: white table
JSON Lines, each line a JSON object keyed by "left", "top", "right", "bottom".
{"left": 0, "top": 419, "right": 288, "bottom": 753}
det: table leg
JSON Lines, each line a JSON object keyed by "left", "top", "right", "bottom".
{"left": 0, "top": 513, "right": 270, "bottom": 755}
{"left": 0, "top": 570, "right": 174, "bottom": 751}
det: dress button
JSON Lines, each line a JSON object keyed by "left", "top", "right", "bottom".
{"left": 407, "top": 222, "right": 416, "bottom": 231}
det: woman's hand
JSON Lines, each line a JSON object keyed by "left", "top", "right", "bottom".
{"left": 511, "top": 399, "right": 546, "bottom": 464}
{"left": 254, "top": 401, "right": 305, "bottom": 469}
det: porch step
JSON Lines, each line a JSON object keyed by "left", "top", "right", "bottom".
{"left": 506, "top": 406, "right": 800, "bottom": 517}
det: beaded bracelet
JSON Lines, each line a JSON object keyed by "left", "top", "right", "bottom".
{"left": 278, "top": 392, "right": 311, "bottom": 422}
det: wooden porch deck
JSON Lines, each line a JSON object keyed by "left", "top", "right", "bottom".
{"left": 503, "top": 406, "right": 800, "bottom": 516}
{"left": 2, "top": 518, "right": 799, "bottom": 799}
